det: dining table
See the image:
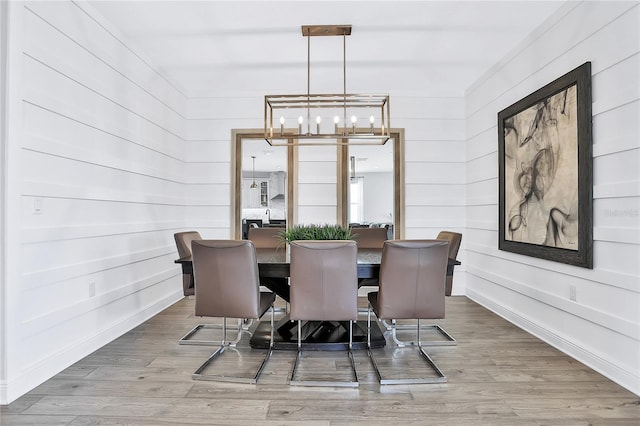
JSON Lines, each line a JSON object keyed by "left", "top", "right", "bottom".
{"left": 175, "top": 246, "right": 460, "bottom": 351}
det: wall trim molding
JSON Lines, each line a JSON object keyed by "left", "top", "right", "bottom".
{"left": 22, "top": 245, "right": 177, "bottom": 290}
{"left": 466, "top": 242, "right": 639, "bottom": 292}
{"left": 466, "top": 289, "right": 640, "bottom": 396}
{"left": 0, "top": 0, "right": 9, "bottom": 401}
{"left": 467, "top": 266, "right": 638, "bottom": 339}
{"left": 22, "top": 269, "right": 180, "bottom": 335}
{"left": 0, "top": 290, "right": 182, "bottom": 405}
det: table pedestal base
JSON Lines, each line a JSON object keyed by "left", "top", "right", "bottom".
{"left": 250, "top": 318, "right": 386, "bottom": 350}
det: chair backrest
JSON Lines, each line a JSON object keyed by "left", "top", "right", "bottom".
{"left": 248, "top": 227, "right": 284, "bottom": 249}
{"left": 377, "top": 240, "right": 449, "bottom": 320}
{"left": 436, "top": 231, "right": 462, "bottom": 260}
{"left": 191, "top": 240, "right": 261, "bottom": 319}
{"left": 289, "top": 240, "right": 358, "bottom": 321}
{"left": 174, "top": 231, "right": 202, "bottom": 296}
{"left": 174, "top": 231, "right": 202, "bottom": 258}
{"left": 352, "top": 227, "right": 388, "bottom": 249}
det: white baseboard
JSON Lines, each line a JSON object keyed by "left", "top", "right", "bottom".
{"left": 0, "top": 290, "right": 183, "bottom": 405}
{"left": 466, "top": 288, "right": 640, "bottom": 396}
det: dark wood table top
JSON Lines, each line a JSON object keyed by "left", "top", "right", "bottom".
{"left": 175, "top": 247, "right": 460, "bottom": 279}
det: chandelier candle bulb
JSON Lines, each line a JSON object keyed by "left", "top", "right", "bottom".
{"left": 351, "top": 115, "right": 357, "bottom": 132}
{"left": 298, "top": 116, "right": 303, "bottom": 134}
{"left": 316, "top": 116, "right": 322, "bottom": 134}
{"left": 370, "top": 115, "right": 375, "bottom": 133}
{"left": 280, "top": 116, "right": 285, "bottom": 135}
{"left": 334, "top": 116, "right": 340, "bottom": 134}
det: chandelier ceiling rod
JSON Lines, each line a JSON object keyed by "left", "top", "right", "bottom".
{"left": 304, "top": 25, "right": 349, "bottom": 136}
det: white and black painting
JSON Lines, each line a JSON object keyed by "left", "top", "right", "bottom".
{"left": 498, "top": 62, "right": 593, "bottom": 268}
{"left": 504, "top": 85, "right": 578, "bottom": 249}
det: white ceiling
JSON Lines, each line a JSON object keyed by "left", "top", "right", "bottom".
{"left": 84, "top": 1, "right": 565, "bottom": 172}
{"left": 86, "top": 1, "right": 564, "bottom": 98}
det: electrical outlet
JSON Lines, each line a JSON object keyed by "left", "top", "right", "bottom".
{"left": 569, "top": 285, "right": 577, "bottom": 301}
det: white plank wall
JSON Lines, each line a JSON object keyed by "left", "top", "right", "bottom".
{"left": 464, "top": 1, "right": 639, "bottom": 394}
{"left": 1, "top": 1, "right": 188, "bottom": 403}
{"left": 185, "top": 96, "right": 257, "bottom": 238}
{"left": 186, "top": 93, "right": 465, "bottom": 243}
{"left": 402, "top": 97, "right": 467, "bottom": 293}
{"left": 11, "top": 0, "right": 621, "bottom": 403}
{"left": 186, "top": 94, "right": 467, "bottom": 289}
{"left": 0, "top": 0, "right": 8, "bottom": 405}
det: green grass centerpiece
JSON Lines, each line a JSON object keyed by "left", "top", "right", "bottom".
{"left": 278, "top": 224, "right": 353, "bottom": 244}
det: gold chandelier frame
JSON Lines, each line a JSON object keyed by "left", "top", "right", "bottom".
{"left": 264, "top": 25, "right": 391, "bottom": 146}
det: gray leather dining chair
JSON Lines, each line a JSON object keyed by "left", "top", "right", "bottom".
{"left": 367, "top": 240, "right": 449, "bottom": 384}
{"left": 247, "top": 226, "right": 284, "bottom": 249}
{"left": 175, "top": 231, "right": 224, "bottom": 346}
{"left": 351, "top": 227, "right": 388, "bottom": 249}
{"left": 436, "top": 230, "right": 462, "bottom": 296}
{"left": 378, "top": 231, "right": 459, "bottom": 347}
{"left": 175, "top": 231, "right": 253, "bottom": 345}
{"left": 289, "top": 240, "right": 360, "bottom": 387}
{"left": 174, "top": 231, "right": 202, "bottom": 297}
{"left": 190, "top": 240, "right": 276, "bottom": 383}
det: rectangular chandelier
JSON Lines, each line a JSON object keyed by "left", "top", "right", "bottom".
{"left": 264, "top": 25, "right": 391, "bottom": 146}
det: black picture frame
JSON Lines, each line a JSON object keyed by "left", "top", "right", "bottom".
{"left": 498, "top": 62, "right": 593, "bottom": 268}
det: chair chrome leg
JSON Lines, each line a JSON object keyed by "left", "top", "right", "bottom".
{"left": 191, "top": 303, "right": 275, "bottom": 384}
{"left": 419, "top": 324, "right": 456, "bottom": 346}
{"left": 241, "top": 318, "right": 254, "bottom": 330}
{"left": 368, "top": 318, "right": 447, "bottom": 385}
{"left": 179, "top": 321, "right": 241, "bottom": 346}
{"left": 192, "top": 345, "right": 225, "bottom": 378}
{"left": 367, "top": 305, "right": 372, "bottom": 349}
{"left": 289, "top": 319, "right": 359, "bottom": 387}
{"left": 384, "top": 320, "right": 456, "bottom": 347}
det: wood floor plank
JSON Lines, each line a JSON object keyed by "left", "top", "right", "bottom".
{"left": 22, "top": 396, "right": 270, "bottom": 419}
{"left": 0, "top": 414, "right": 77, "bottom": 425}
{"left": 266, "top": 398, "right": 517, "bottom": 420}
{"left": 28, "top": 378, "right": 194, "bottom": 398}
{"left": 506, "top": 396, "right": 640, "bottom": 419}
{"left": 2, "top": 296, "right": 638, "bottom": 426}
{"left": 67, "top": 417, "right": 329, "bottom": 426}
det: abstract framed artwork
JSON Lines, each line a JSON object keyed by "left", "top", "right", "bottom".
{"left": 498, "top": 62, "right": 593, "bottom": 268}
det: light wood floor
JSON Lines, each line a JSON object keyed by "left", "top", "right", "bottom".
{"left": 2, "top": 296, "right": 638, "bottom": 425}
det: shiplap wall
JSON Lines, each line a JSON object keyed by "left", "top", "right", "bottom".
{"left": 465, "top": 1, "right": 639, "bottom": 394}
{"left": 402, "top": 97, "right": 467, "bottom": 291}
{"left": 186, "top": 95, "right": 467, "bottom": 289}
{"left": 1, "top": 1, "right": 187, "bottom": 403}
{"left": 0, "top": 0, "right": 8, "bottom": 402}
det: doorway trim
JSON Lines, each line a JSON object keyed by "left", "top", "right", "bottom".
{"left": 232, "top": 128, "right": 404, "bottom": 240}
{"left": 231, "top": 130, "right": 297, "bottom": 240}
{"left": 338, "top": 129, "right": 405, "bottom": 239}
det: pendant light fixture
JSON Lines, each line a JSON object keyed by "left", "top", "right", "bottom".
{"left": 350, "top": 155, "right": 356, "bottom": 181}
{"left": 250, "top": 156, "right": 258, "bottom": 189}
{"left": 264, "top": 25, "right": 390, "bottom": 146}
